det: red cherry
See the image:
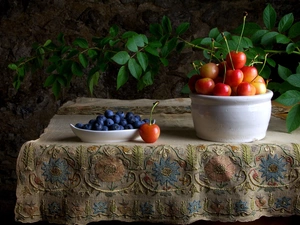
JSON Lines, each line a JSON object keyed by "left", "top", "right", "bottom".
{"left": 213, "top": 83, "right": 232, "bottom": 96}
{"left": 225, "top": 69, "right": 244, "bottom": 87}
{"left": 195, "top": 78, "right": 215, "bottom": 95}
{"left": 226, "top": 51, "right": 247, "bottom": 69}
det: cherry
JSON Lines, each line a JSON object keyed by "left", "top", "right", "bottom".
{"left": 195, "top": 77, "right": 215, "bottom": 95}
{"left": 213, "top": 83, "right": 232, "bottom": 96}
{"left": 200, "top": 62, "right": 219, "bottom": 79}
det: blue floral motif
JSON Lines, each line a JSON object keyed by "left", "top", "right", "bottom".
{"left": 42, "top": 158, "right": 70, "bottom": 184}
{"left": 93, "top": 201, "right": 107, "bottom": 214}
{"left": 140, "top": 202, "right": 154, "bottom": 215}
{"left": 259, "top": 154, "right": 287, "bottom": 182}
{"left": 48, "top": 202, "right": 61, "bottom": 215}
{"left": 152, "top": 157, "right": 180, "bottom": 186}
{"left": 275, "top": 196, "right": 291, "bottom": 210}
{"left": 188, "top": 200, "right": 201, "bottom": 214}
{"left": 234, "top": 200, "right": 248, "bottom": 214}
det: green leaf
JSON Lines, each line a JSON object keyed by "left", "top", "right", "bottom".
{"left": 263, "top": 4, "right": 277, "bottom": 30}
{"left": 278, "top": 64, "right": 292, "bottom": 80}
{"left": 44, "top": 74, "right": 56, "bottom": 87}
{"left": 251, "top": 30, "right": 269, "bottom": 44}
{"left": 233, "top": 22, "right": 261, "bottom": 37}
{"left": 111, "top": 51, "right": 130, "bottom": 65}
{"left": 275, "top": 90, "right": 300, "bottom": 106}
{"left": 278, "top": 13, "right": 294, "bottom": 33}
{"left": 73, "top": 38, "right": 89, "bottom": 49}
{"left": 145, "top": 46, "right": 159, "bottom": 57}
{"left": 126, "top": 37, "right": 138, "bottom": 52}
{"left": 57, "top": 33, "right": 65, "bottom": 45}
{"left": 67, "top": 49, "right": 79, "bottom": 59}
{"left": 286, "top": 104, "right": 300, "bottom": 132}
{"left": 128, "top": 58, "right": 142, "bottom": 79}
{"left": 43, "top": 39, "right": 52, "bottom": 47}
{"left": 275, "top": 34, "right": 291, "bottom": 44}
{"left": 52, "top": 80, "right": 61, "bottom": 99}
{"left": 88, "top": 49, "right": 98, "bottom": 59}
{"left": 176, "top": 22, "right": 190, "bottom": 35}
{"left": 287, "top": 74, "right": 300, "bottom": 88}
{"left": 288, "top": 21, "right": 300, "bottom": 39}
{"left": 87, "top": 71, "right": 100, "bottom": 95}
{"left": 267, "top": 58, "right": 276, "bottom": 67}
{"left": 137, "top": 52, "right": 148, "bottom": 71}
{"left": 261, "top": 31, "right": 279, "bottom": 46}
{"left": 209, "top": 27, "right": 220, "bottom": 39}
{"left": 160, "top": 58, "right": 168, "bottom": 66}
{"left": 141, "top": 71, "right": 153, "bottom": 86}
{"left": 176, "top": 41, "right": 185, "bottom": 52}
{"left": 109, "top": 24, "right": 119, "bottom": 37}
{"left": 8, "top": 63, "right": 18, "bottom": 70}
{"left": 148, "top": 40, "right": 162, "bottom": 48}
{"left": 162, "top": 16, "right": 172, "bottom": 34}
{"left": 133, "top": 34, "right": 145, "bottom": 47}
{"left": 117, "top": 66, "right": 129, "bottom": 89}
{"left": 122, "top": 31, "right": 138, "bottom": 39}
{"left": 45, "top": 64, "right": 57, "bottom": 73}
{"left": 149, "top": 23, "right": 163, "bottom": 38}
{"left": 286, "top": 43, "right": 296, "bottom": 54}
{"left": 79, "top": 53, "right": 88, "bottom": 68}
{"left": 71, "top": 62, "right": 83, "bottom": 76}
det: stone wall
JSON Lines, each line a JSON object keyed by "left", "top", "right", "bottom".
{"left": 0, "top": 0, "right": 299, "bottom": 222}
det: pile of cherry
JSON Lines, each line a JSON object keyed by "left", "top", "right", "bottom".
{"left": 188, "top": 51, "right": 267, "bottom": 96}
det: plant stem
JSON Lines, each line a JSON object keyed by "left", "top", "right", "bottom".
{"left": 149, "top": 101, "right": 159, "bottom": 125}
{"left": 236, "top": 12, "right": 247, "bottom": 52}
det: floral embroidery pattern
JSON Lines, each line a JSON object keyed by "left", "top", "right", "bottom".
{"left": 204, "top": 155, "right": 236, "bottom": 182}
{"left": 152, "top": 157, "right": 180, "bottom": 186}
{"left": 259, "top": 154, "right": 287, "bottom": 182}
{"left": 93, "top": 201, "right": 107, "bottom": 214}
{"left": 94, "top": 156, "right": 125, "bottom": 182}
{"left": 41, "top": 158, "right": 70, "bottom": 184}
{"left": 48, "top": 202, "right": 61, "bottom": 215}
{"left": 16, "top": 143, "right": 300, "bottom": 224}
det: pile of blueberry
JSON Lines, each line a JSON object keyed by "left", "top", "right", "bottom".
{"left": 75, "top": 109, "right": 149, "bottom": 131}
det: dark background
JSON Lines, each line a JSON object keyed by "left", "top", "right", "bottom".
{"left": 1, "top": 0, "right": 300, "bottom": 224}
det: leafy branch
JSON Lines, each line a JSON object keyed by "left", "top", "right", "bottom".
{"left": 8, "top": 4, "right": 300, "bottom": 132}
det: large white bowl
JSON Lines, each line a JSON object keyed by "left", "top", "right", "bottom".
{"left": 70, "top": 124, "right": 140, "bottom": 143}
{"left": 190, "top": 90, "right": 273, "bottom": 143}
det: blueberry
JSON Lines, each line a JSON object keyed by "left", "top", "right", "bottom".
{"left": 82, "top": 123, "right": 92, "bottom": 130}
{"left": 112, "top": 114, "right": 121, "bottom": 124}
{"left": 75, "top": 123, "right": 84, "bottom": 129}
{"left": 119, "top": 125, "right": 124, "bottom": 130}
{"left": 104, "top": 118, "right": 114, "bottom": 126}
{"left": 96, "top": 114, "right": 107, "bottom": 122}
{"left": 110, "top": 124, "right": 120, "bottom": 130}
{"left": 133, "top": 120, "right": 145, "bottom": 128}
{"left": 126, "top": 115, "right": 136, "bottom": 124}
{"left": 142, "top": 118, "right": 150, "bottom": 124}
{"left": 124, "top": 124, "right": 134, "bottom": 129}
{"left": 89, "top": 119, "right": 96, "bottom": 125}
{"left": 125, "top": 112, "right": 134, "bottom": 120}
{"left": 102, "top": 125, "right": 109, "bottom": 131}
{"left": 104, "top": 109, "right": 114, "bottom": 118}
{"left": 93, "top": 123, "right": 103, "bottom": 131}
{"left": 134, "top": 115, "right": 141, "bottom": 121}
{"left": 119, "top": 119, "right": 127, "bottom": 127}
{"left": 116, "top": 111, "right": 125, "bottom": 119}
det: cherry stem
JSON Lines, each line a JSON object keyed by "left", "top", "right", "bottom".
{"left": 236, "top": 12, "right": 248, "bottom": 52}
{"left": 149, "top": 101, "right": 159, "bottom": 125}
{"left": 209, "top": 38, "right": 215, "bottom": 62}
{"left": 259, "top": 53, "right": 269, "bottom": 75}
{"left": 222, "top": 32, "right": 235, "bottom": 70}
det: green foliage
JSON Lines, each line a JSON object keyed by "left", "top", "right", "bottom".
{"left": 8, "top": 4, "right": 300, "bottom": 132}
{"left": 9, "top": 16, "right": 189, "bottom": 98}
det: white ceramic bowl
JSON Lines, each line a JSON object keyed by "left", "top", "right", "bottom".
{"left": 190, "top": 90, "right": 273, "bottom": 143}
{"left": 70, "top": 124, "right": 140, "bottom": 143}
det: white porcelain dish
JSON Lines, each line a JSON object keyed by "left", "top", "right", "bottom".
{"left": 70, "top": 124, "right": 140, "bottom": 143}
